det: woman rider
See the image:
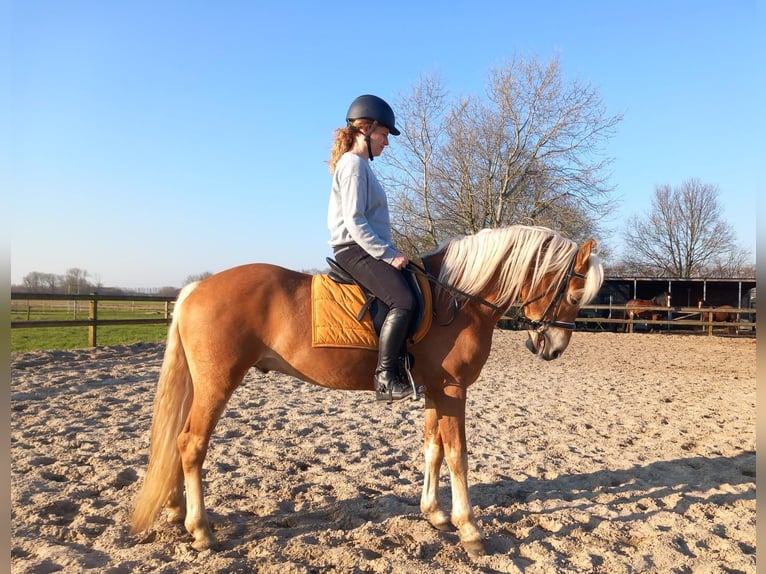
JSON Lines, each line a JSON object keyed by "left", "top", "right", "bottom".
{"left": 327, "top": 94, "right": 414, "bottom": 402}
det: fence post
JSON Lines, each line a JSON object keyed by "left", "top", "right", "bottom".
{"left": 88, "top": 293, "right": 98, "bottom": 347}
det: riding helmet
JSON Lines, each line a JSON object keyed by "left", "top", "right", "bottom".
{"left": 346, "top": 94, "right": 400, "bottom": 135}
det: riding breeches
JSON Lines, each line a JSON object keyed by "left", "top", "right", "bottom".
{"left": 333, "top": 243, "right": 414, "bottom": 312}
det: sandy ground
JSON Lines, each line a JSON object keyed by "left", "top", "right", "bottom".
{"left": 11, "top": 330, "right": 755, "bottom": 573}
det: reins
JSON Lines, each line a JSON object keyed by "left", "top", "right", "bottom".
{"left": 408, "top": 249, "right": 585, "bottom": 332}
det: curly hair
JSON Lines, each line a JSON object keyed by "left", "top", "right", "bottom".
{"left": 328, "top": 119, "right": 373, "bottom": 173}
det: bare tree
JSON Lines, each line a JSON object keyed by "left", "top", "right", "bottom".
{"left": 64, "top": 268, "right": 90, "bottom": 294}
{"left": 621, "top": 179, "right": 751, "bottom": 277}
{"left": 702, "top": 252, "right": 755, "bottom": 278}
{"left": 22, "top": 272, "right": 58, "bottom": 291}
{"left": 383, "top": 73, "right": 450, "bottom": 254}
{"left": 183, "top": 272, "right": 213, "bottom": 286}
{"left": 380, "top": 56, "right": 622, "bottom": 254}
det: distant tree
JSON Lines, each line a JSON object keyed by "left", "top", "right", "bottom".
{"left": 300, "top": 268, "right": 326, "bottom": 275}
{"left": 21, "top": 272, "right": 41, "bottom": 290}
{"left": 64, "top": 268, "right": 90, "bottom": 294}
{"left": 183, "top": 272, "right": 213, "bottom": 286}
{"left": 380, "top": 56, "right": 622, "bottom": 255}
{"left": 621, "top": 179, "right": 751, "bottom": 278}
{"left": 158, "top": 286, "right": 180, "bottom": 297}
{"left": 701, "top": 251, "right": 756, "bottom": 278}
{"left": 22, "top": 272, "right": 58, "bottom": 291}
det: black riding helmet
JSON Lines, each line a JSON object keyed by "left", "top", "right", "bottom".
{"left": 346, "top": 94, "right": 399, "bottom": 160}
{"left": 346, "top": 94, "right": 401, "bottom": 136}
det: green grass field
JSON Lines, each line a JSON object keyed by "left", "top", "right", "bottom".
{"left": 11, "top": 325, "right": 170, "bottom": 353}
{"left": 11, "top": 300, "right": 173, "bottom": 353}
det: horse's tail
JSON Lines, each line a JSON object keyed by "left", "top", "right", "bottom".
{"left": 130, "top": 282, "right": 198, "bottom": 535}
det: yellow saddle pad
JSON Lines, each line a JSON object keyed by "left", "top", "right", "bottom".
{"left": 311, "top": 269, "right": 432, "bottom": 350}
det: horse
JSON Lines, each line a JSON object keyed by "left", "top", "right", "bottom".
{"left": 698, "top": 300, "right": 737, "bottom": 334}
{"left": 624, "top": 292, "right": 671, "bottom": 332}
{"left": 129, "top": 225, "right": 604, "bottom": 556}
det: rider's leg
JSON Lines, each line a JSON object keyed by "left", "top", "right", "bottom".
{"left": 374, "top": 307, "right": 412, "bottom": 402}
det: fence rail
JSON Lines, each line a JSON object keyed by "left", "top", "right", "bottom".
{"left": 11, "top": 293, "right": 755, "bottom": 348}
{"left": 573, "top": 304, "right": 756, "bottom": 334}
{"left": 11, "top": 292, "right": 176, "bottom": 347}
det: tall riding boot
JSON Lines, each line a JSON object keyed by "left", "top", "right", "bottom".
{"left": 374, "top": 308, "right": 413, "bottom": 402}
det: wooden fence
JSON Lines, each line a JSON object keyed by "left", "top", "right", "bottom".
{"left": 573, "top": 304, "right": 756, "bottom": 334}
{"left": 11, "top": 294, "right": 755, "bottom": 349}
{"left": 11, "top": 292, "right": 176, "bottom": 347}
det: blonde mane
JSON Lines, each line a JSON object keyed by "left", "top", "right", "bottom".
{"left": 432, "top": 226, "right": 602, "bottom": 310}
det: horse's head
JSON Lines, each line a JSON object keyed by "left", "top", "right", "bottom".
{"left": 524, "top": 240, "right": 603, "bottom": 361}
{"left": 655, "top": 292, "right": 671, "bottom": 307}
{"left": 434, "top": 226, "right": 604, "bottom": 360}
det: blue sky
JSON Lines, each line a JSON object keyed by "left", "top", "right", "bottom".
{"left": 6, "top": 1, "right": 760, "bottom": 288}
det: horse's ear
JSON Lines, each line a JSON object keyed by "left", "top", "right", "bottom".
{"left": 576, "top": 240, "right": 597, "bottom": 269}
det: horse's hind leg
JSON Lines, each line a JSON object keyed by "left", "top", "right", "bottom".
{"left": 164, "top": 466, "right": 185, "bottom": 523}
{"left": 178, "top": 382, "right": 238, "bottom": 550}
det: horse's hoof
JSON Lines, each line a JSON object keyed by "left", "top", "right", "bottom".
{"left": 432, "top": 520, "right": 456, "bottom": 533}
{"left": 426, "top": 511, "right": 455, "bottom": 532}
{"left": 190, "top": 535, "right": 216, "bottom": 552}
{"left": 165, "top": 509, "right": 185, "bottom": 524}
{"left": 188, "top": 523, "right": 217, "bottom": 552}
{"left": 461, "top": 538, "right": 486, "bottom": 557}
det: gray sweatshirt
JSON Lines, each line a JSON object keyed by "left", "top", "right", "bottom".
{"left": 327, "top": 152, "right": 399, "bottom": 263}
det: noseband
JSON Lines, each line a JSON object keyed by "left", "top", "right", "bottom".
{"left": 410, "top": 250, "right": 586, "bottom": 333}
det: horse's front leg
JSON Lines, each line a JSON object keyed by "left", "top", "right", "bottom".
{"left": 421, "top": 397, "right": 451, "bottom": 532}
{"left": 433, "top": 386, "right": 486, "bottom": 556}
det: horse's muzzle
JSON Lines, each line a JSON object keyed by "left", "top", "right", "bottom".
{"left": 526, "top": 331, "right": 563, "bottom": 361}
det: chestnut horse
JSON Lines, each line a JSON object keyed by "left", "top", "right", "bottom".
{"left": 624, "top": 292, "right": 671, "bottom": 331}
{"left": 130, "top": 225, "right": 604, "bottom": 556}
{"left": 698, "top": 300, "right": 737, "bottom": 333}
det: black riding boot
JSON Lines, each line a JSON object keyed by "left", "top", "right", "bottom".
{"left": 374, "top": 308, "right": 413, "bottom": 402}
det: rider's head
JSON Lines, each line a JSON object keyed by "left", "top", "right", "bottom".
{"left": 345, "top": 94, "right": 400, "bottom": 136}
{"left": 346, "top": 95, "right": 400, "bottom": 161}
{"left": 329, "top": 95, "right": 400, "bottom": 171}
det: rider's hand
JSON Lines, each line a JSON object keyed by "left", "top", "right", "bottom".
{"left": 391, "top": 254, "right": 409, "bottom": 270}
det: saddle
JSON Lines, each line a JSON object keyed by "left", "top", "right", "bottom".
{"left": 311, "top": 257, "right": 433, "bottom": 350}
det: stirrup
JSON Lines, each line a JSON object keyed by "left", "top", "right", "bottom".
{"left": 375, "top": 374, "right": 413, "bottom": 403}
{"left": 402, "top": 352, "right": 426, "bottom": 402}
{"left": 374, "top": 355, "right": 425, "bottom": 404}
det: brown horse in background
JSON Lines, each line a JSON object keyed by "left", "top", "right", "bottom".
{"left": 624, "top": 292, "right": 671, "bottom": 331}
{"left": 130, "top": 225, "right": 604, "bottom": 556}
{"left": 698, "top": 300, "right": 737, "bottom": 333}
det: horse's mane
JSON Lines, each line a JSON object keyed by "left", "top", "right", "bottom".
{"left": 429, "top": 225, "right": 603, "bottom": 310}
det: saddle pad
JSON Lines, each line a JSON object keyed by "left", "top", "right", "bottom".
{"left": 311, "top": 270, "right": 432, "bottom": 350}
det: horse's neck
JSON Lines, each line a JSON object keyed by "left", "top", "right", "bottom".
{"left": 423, "top": 251, "right": 444, "bottom": 281}
{"left": 423, "top": 252, "right": 445, "bottom": 301}
{"left": 424, "top": 250, "right": 504, "bottom": 323}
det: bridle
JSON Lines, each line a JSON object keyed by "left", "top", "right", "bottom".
{"left": 409, "top": 249, "right": 587, "bottom": 333}
{"left": 520, "top": 253, "right": 587, "bottom": 331}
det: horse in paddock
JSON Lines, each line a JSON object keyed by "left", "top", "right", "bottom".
{"left": 624, "top": 292, "right": 671, "bottom": 332}
{"left": 698, "top": 300, "right": 737, "bottom": 334}
{"left": 130, "top": 225, "right": 604, "bottom": 556}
